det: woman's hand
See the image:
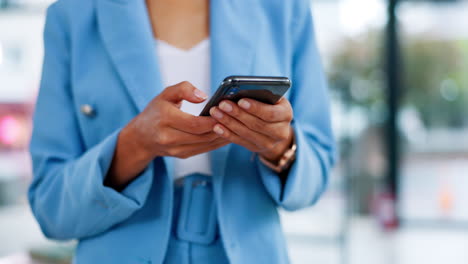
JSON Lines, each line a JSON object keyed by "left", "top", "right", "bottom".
{"left": 129, "top": 81, "right": 227, "bottom": 159}
{"left": 106, "top": 82, "right": 228, "bottom": 190}
{"left": 209, "top": 97, "right": 294, "bottom": 163}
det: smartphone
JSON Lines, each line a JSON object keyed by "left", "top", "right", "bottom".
{"left": 200, "top": 76, "right": 291, "bottom": 116}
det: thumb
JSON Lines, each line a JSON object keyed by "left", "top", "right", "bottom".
{"left": 160, "top": 81, "right": 208, "bottom": 104}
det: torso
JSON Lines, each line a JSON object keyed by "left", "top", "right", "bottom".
{"left": 47, "top": 0, "right": 303, "bottom": 262}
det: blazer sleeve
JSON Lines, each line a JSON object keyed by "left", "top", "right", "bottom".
{"left": 28, "top": 3, "right": 154, "bottom": 240}
{"left": 257, "top": 0, "right": 337, "bottom": 211}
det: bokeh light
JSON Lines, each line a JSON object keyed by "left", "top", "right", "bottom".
{"left": 0, "top": 115, "right": 21, "bottom": 146}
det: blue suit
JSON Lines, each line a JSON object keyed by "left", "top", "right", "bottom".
{"left": 29, "top": 0, "right": 336, "bottom": 263}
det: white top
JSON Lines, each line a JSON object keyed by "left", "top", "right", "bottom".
{"left": 155, "top": 38, "right": 212, "bottom": 180}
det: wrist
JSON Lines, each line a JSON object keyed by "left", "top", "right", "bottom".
{"left": 122, "top": 120, "right": 156, "bottom": 162}
{"left": 259, "top": 126, "right": 297, "bottom": 174}
{"left": 105, "top": 125, "right": 153, "bottom": 190}
{"left": 260, "top": 126, "right": 294, "bottom": 163}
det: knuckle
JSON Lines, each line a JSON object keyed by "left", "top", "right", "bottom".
{"left": 179, "top": 81, "right": 192, "bottom": 88}
{"left": 181, "top": 81, "right": 194, "bottom": 92}
{"left": 187, "top": 118, "right": 199, "bottom": 129}
{"left": 247, "top": 100, "right": 256, "bottom": 111}
{"left": 157, "top": 113, "right": 169, "bottom": 126}
{"left": 208, "top": 133, "right": 219, "bottom": 142}
{"left": 167, "top": 148, "right": 178, "bottom": 157}
{"left": 151, "top": 94, "right": 162, "bottom": 105}
{"left": 160, "top": 86, "right": 170, "bottom": 96}
{"left": 161, "top": 103, "right": 173, "bottom": 114}
{"left": 199, "top": 121, "right": 215, "bottom": 134}
{"left": 159, "top": 118, "right": 170, "bottom": 128}
{"left": 178, "top": 153, "right": 190, "bottom": 159}
{"left": 221, "top": 129, "right": 230, "bottom": 138}
{"left": 278, "top": 128, "right": 290, "bottom": 140}
{"left": 155, "top": 133, "right": 166, "bottom": 145}
{"left": 205, "top": 116, "right": 217, "bottom": 125}
{"left": 251, "top": 120, "right": 264, "bottom": 132}
{"left": 264, "top": 142, "right": 276, "bottom": 151}
{"left": 156, "top": 132, "right": 172, "bottom": 145}
{"left": 164, "top": 84, "right": 178, "bottom": 96}
{"left": 290, "top": 106, "right": 295, "bottom": 118}
{"left": 230, "top": 104, "right": 240, "bottom": 116}
{"left": 283, "top": 106, "right": 294, "bottom": 121}
{"left": 265, "top": 110, "right": 277, "bottom": 121}
{"left": 270, "top": 127, "right": 286, "bottom": 140}
{"left": 197, "top": 125, "right": 211, "bottom": 135}
{"left": 221, "top": 115, "right": 231, "bottom": 125}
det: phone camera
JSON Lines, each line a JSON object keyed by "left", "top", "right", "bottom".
{"left": 227, "top": 86, "right": 239, "bottom": 96}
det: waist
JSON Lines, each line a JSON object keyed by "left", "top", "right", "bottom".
{"left": 171, "top": 173, "right": 218, "bottom": 245}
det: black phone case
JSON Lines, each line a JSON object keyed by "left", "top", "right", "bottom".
{"left": 200, "top": 76, "right": 291, "bottom": 116}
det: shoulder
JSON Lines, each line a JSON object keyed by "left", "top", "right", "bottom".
{"left": 45, "top": 0, "right": 95, "bottom": 29}
{"left": 47, "top": 0, "right": 95, "bottom": 13}
{"left": 248, "top": 0, "right": 313, "bottom": 32}
{"left": 254, "top": 0, "right": 311, "bottom": 19}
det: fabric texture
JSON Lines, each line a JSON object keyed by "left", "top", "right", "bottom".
{"left": 29, "top": 0, "right": 336, "bottom": 263}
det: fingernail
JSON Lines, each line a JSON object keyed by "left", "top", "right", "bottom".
{"left": 219, "top": 101, "right": 233, "bottom": 112}
{"left": 239, "top": 99, "right": 250, "bottom": 109}
{"left": 210, "top": 108, "right": 223, "bottom": 119}
{"left": 213, "top": 125, "right": 224, "bottom": 135}
{"left": 194, "top": 89, "right": 208, "bottom": 100}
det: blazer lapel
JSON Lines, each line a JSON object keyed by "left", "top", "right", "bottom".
{"left": 209, "top": 0, "right": 259, "bottom": 180}
{"left": 97, "top": 0, "right": 163, "bottom": 112}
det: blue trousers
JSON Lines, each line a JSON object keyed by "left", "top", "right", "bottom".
{"left": 163, "top": 174, "right": 229, "bottom": 264}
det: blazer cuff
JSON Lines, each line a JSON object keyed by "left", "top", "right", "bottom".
{"left": 257, "top": 122, "right": 327, "bottom": 211}
{"left": 70, "top": 128, "right": 153, "bottom": 219}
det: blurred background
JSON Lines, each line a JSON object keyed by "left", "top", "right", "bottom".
{"left": 0, "top": 0, "right": 467, "bottom": 263}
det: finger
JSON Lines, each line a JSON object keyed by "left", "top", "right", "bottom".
{"left": 167, "top": 107, "right": 218, "bottom": 134}
{"left": 212, "top": 123, "right": 261, "bottom": 153}
{"left": 157, "top": 128, "right": 220, "bottom": 146}
{"left": 210, "top": 107, "right": 276, "bottom": 151}
{"left": 168, "top": 138, "right": 229, "bottom": 159}
{"left": 217, "top": 100, "right": 288, "bottom": 140}
{"left": 237, "top": 97, "right": 293, "bottom": 123}
{"left": 160, "top": 81, "right": 208, "bottom": 104}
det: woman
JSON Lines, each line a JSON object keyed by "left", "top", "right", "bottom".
{"left": 29, "top": 0, "right": 335, "bottom": 263}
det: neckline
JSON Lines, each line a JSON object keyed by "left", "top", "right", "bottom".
{"left": 155, "top": 38, "right": 210, "bottom": 54}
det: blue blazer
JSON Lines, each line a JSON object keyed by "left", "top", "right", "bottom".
{"left": 29, "top": 0, "right": 336, "bottom": 263}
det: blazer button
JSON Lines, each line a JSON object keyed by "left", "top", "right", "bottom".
{"left": 80, "top": 104, "right": 96, "bottom": 117}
